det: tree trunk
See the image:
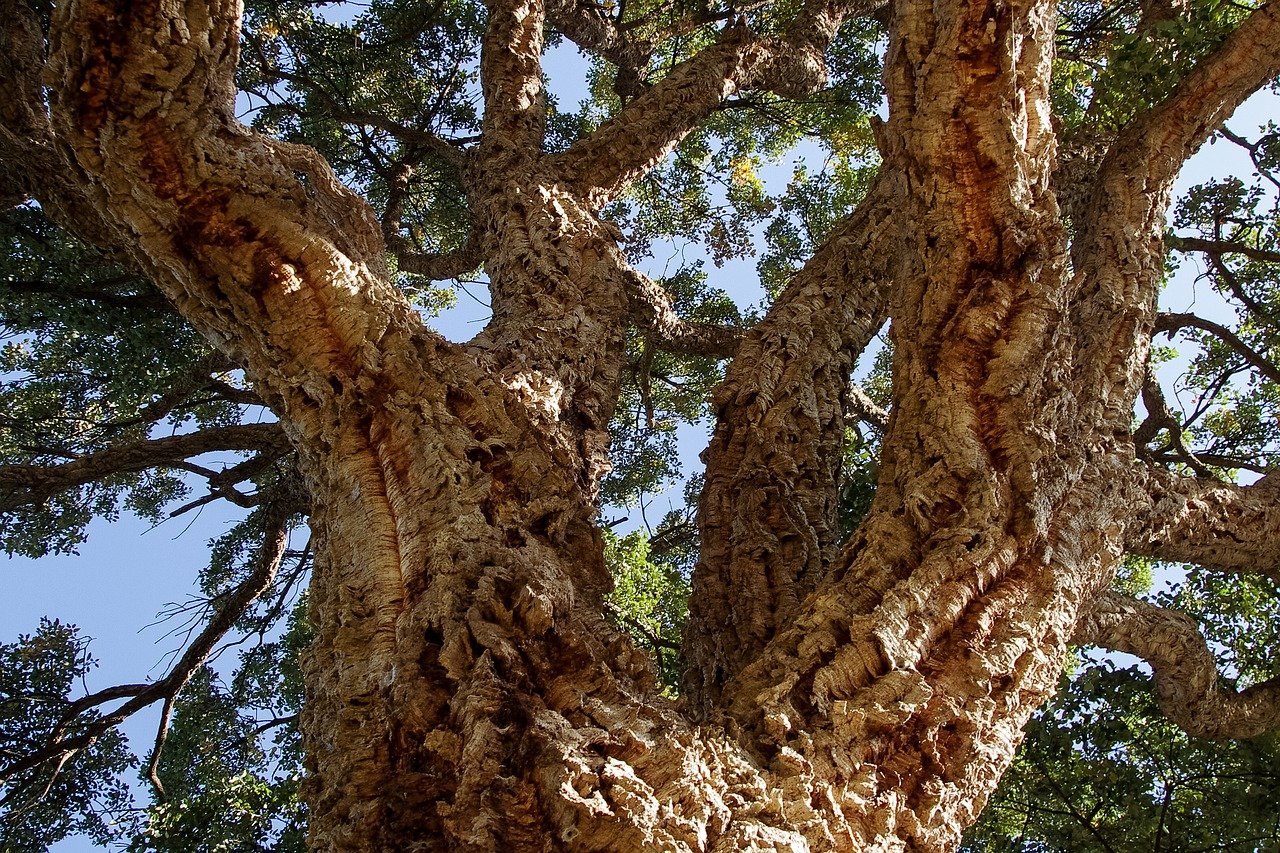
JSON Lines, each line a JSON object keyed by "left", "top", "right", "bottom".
{"left": 25, "top": 0, "right": 1280, "bottom": 845}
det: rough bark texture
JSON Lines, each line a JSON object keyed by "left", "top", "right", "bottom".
{"left": 10, "top": 0, "right": 1280, "bottom": 848}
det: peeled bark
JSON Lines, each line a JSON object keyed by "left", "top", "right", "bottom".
{"left": 18, "top": 0, "right": 1280, "bottom": 848}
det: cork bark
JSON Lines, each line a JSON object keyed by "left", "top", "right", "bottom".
{"left": 13, "top": 0, "right": 1280, "bottom": 848}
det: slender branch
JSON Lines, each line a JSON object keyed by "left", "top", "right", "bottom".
{"left": 1, "top": 278, "right": 174, "bottom": 312}
{"left": 0, "top": 498, "right": 296, "bottom": 800}
{"left": 247, "top": 712, "right": 300, "bottom": 741}
{"left": 1155, "top": 311, "right": 1280, "bottom": 387}
{"left": 1204, "top": 251, "right": 1280, "bottom": 325}
{"left": 387, "top": 228, "right": 485, "bottom": 281}
{"left": 1134, "top": 368, "right": 1219, "bottom": 478}
{"left": 550, "top": 30, "right": 753, "bottom": 208}
{"left": 1220, "top": 125, "right": 1280, "bottom": 192}
{"left": 1146, "top": 451, "right": 1271, "bottom": 474}
{"left": 98, "top": 352, "right": 250, "bottom": 439}
{"left": 146, "top": 695, "right": 178, "bottom": 800}
{"left": 1168, "top": 233, "right": 1280, "bottom": 266}
{"left": 1124, "top": 463, "right": 1280, "bottom": 578}
{"left": 239, "top": 28, "right": 470, "bottom": 169}
{"left": 0, "top": 423, "right": 290, "bottom": 513}
{"left": 1075, "top": 591, "right": 1280, "bottom": 739}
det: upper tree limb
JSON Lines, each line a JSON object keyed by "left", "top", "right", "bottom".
{"left": 0, "top": 0, "right": 126, "bottom": 247}
{"left": 683, "top": 172, "right": 897, "bottom": 707}
{"left": 1068, "top": 2, "right": 1280, "bottom": 427}
{"left": 478, "top": 0, "right": 547, "bottom": 160}
{"left": 543, "top": 0, "right": 652, "bottom": 79}
{"left": 548, "top": 0, "right": 886, "bottom": 208}
{"left": 1067, "top": 464, "right": 1280, "bottom": 740}
{"left": 43, "top": 0, "right": 478, "bottom": 431}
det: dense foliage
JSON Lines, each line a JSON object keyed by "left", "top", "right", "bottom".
{"left": 2, "top": 0, "right": 1279, "bottom": 847}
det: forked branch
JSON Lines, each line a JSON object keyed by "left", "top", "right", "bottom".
{"left": 387, "top": 229, "right": 485, "bottom": 281}
{"left": 1155, "top": 311, "right": 1280, "bottom": 387}
{"left": 0, "top": 496, "right": 299, "bottom": 804}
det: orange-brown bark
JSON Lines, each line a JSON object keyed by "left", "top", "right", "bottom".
{"left": 10, "top": 0, "right": 1280, "bottom": 848}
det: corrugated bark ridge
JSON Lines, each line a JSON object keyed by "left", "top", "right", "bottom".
{"left": 13, "top": 0, "right": 1280, "bottom": 847}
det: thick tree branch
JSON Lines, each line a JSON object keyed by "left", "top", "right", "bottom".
{"left": 1118, "top": 3, "right": 1280, "bottom": 191}
{"left": 544, "top": 0, "right": 652, "bottom": 77}
{"left": 551, "top": 0, "right": 885, "bottom": 208}
{"left": 43, "top": 0, "right": 495, "bottom": 535}
{"left": 0, "top": 423, "right": 290, "bottom": 513}
{"left": 479, "top": 0, "right": 547, "bottom": 158}
{"left": 685, "top": 173, "right": 896, "bottom": 706}
{"left": 1069, "top": 2, "right": 1280, "bottom": 432}
{"left": 1075, "top": 591, "right": 1280, "bottom": 739}
{"left": 549, "top": 30, "right": 757, "bottom": 207}
{"left": 1125, "top": 464, "right": 1280, "bottom": 577}
{"left": 0, "top": 0, "right": 56, "bottom": 207}
{"left": 0, "top": 0, "right": 125, "bottom": 247}
{"left": 846, "top": 381, "right": 888, "bottom": 430}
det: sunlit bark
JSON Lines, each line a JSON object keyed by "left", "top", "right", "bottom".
{"left": 19, "top": 0, "right": 1280, "bottom": 847}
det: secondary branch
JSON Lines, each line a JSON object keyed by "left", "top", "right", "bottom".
{"left": 0, "top": 498, "right": 297, "bottom": 803}
{"left": 551, "top": 0, "right": 886, "bottom": 208}
{"left": 0, "top": 423, "right": 290, "bottom": 514}
{"left": 478, "top": 0, "right": 548, "bottom": 159}
{"left": 1125, "top": 464, "right": 1280, "bottom": 578}
{"left": 1076, "top": 591, "right": 1280, "bottom": 739}
{"left": 684, "top": 173, "right": 896, "bottom": 707}
{"left": 1068, "top": 2, "right": 1280, "bottom": 432}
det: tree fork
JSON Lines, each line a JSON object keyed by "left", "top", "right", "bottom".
{"left": 31, "top": 0, "right": 1280, "bottom": 846}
